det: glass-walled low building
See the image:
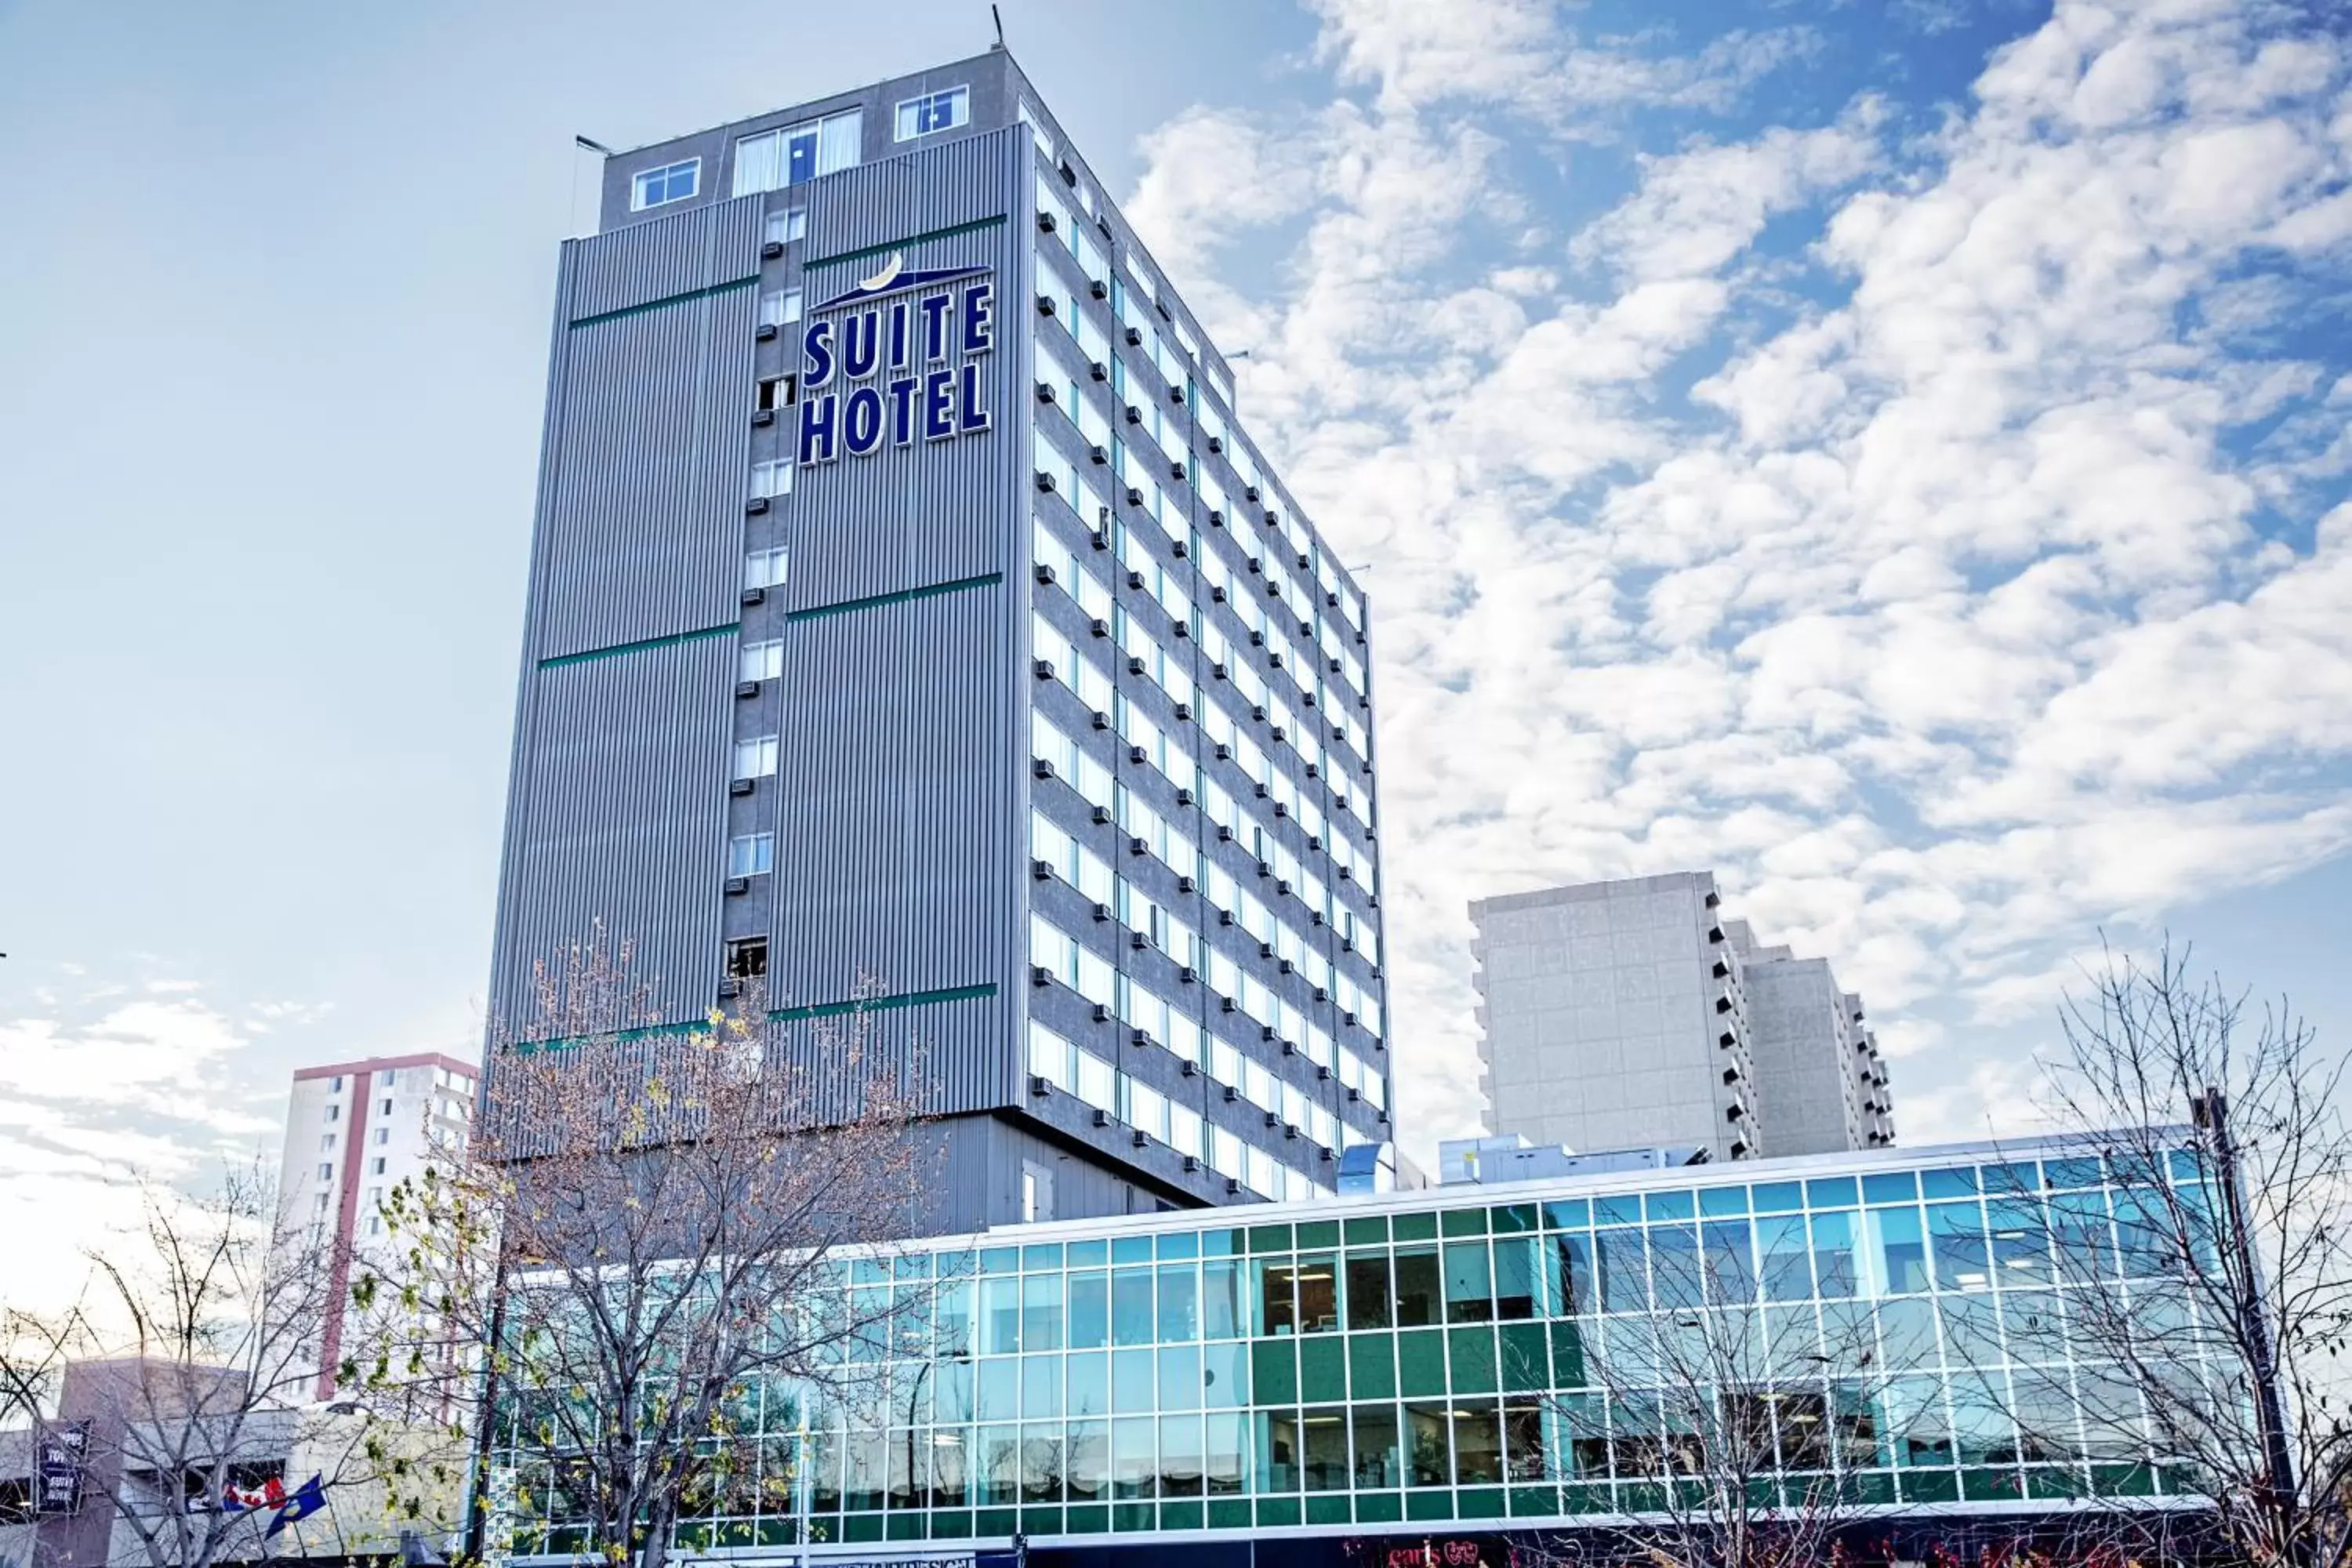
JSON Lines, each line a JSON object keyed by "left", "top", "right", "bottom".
{"left": 492, "top": 1134, "right": 2213, "bottom": 1563}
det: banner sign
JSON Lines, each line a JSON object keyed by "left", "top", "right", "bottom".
{"left": 34, "top": 1421, "right": 87, "bottom": 1515}
{"left": 799, "top": 250, "right": 994, "bottom": 465}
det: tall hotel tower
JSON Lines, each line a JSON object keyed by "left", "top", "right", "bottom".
{"left": 487, "top": 50, "right": 1390, "bottom": 1231}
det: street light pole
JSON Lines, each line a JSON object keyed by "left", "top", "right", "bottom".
{"left": 2191, "top": 1086, "right": 2300, "bottom": 1562}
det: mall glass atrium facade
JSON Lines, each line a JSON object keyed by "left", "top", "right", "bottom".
{"left": 493, "top": 1137, "right": 2205, "bottom": 1559}
{"left": 487, "top": 51, "right": 1388, "bottom": 1229}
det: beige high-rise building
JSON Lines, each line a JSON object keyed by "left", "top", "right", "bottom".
{"left": 1470, "top": 872, "right": 1893, "bottom": 1162}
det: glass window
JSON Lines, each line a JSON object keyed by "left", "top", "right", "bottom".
{"left": 1405, "top": 1403, "right": 1450, "bottom": 1486}
{"left": 1869, "top": 1206, "right": 1929, "bottom": 1294}
{"left": 1811, "top": 1210, "right": 1860, "bottom": 1298}
{"left": 744, "top": 547, "right": 789, "bottom": 588}
{"left": 732, "top": 110, "right": 862, "bottom": 195}
{"left": 1443, "top": 1241, "right": 1493, "bottom": 1323}
{"left": 1929, "top": 1202, "right": 1991, "bottom": 1291}
{"left": 895, "top": 85, "right": 970, "bottom": 140}
{"left": 758, "top": 287, "right": 803, "bottom": 328}
{"left": 732, "top": 735, "right": 777, "bottom": 779}
{"left": 1112, "top": 1268, "right": 1155, "bottom": 1346}
{"left": 750, "top": 459, "right": 793, "bottom": 498}
{"left": 1393, "top": 1246, "right": 1441, "bottom": 1327}
{"left": 739, "top": 639, "right": 782, "bottom": 681}
{"left": 725, "top": 833, "right": 772, "bottom": 877}
{"left": 1345, "top": 1254, "right": 1392, "bottom": 1330}
{"left": 630, "top": 157, "right": 699, "bottom": 210}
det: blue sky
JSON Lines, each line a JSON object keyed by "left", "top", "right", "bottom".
{"left": 3, "top": 0, "right": 2349, "bottom": 1309}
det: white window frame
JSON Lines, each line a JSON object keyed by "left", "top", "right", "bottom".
{"left": 895, "top": 86, "right": 970, "bottom": 142}
{"left": 734, "top": 735, "right": 779, "bottom": 780}
{"left": 728, "top": 833, "right": 775, "bottom": 877}
{"left": 758, "top": 288, "right": 804, "bottom": 328}
{"left": 741, "top": 640, "right": 784, "bottom": 681}
{"left": 745, "top": 548, "right": 789, "bottom": 589}
{"left": 751, "top": 459, "right": 793, "bottom": 499}
{"left": 630, "top": 158, "right": 700, "bottom": 211}
{"left": 733, "top": 112, "right": 861, "bottom": 197}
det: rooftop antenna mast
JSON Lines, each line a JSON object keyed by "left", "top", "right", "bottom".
{"left": 991, "top": 4, "right": 1005, "bottom": 49}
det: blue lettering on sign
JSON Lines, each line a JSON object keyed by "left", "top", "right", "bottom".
{"left": 797, "top": 251, "right": 993, "bottom": 467}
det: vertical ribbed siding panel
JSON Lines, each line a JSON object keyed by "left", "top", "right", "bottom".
{"left": 808, "top": 126, "right": 1020, "bottom": 258}
{"left": 568, "top": 196, "right": 762, "bottom": 319}
{"left": 491, "top": 636, "right": 735, "bottom": 1034}
{"left": 783, "top": 135, "right": 1022, "bottom": 610}
{"left": 764, "top": 582, "right": 1014, "bottom": 1117}
{"left": 534, "top": 284, "right": 754, "bottom": 660}
{"left": 485, "top": 252, "right": 584, "bottom": 1066}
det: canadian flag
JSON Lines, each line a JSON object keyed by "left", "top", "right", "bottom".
{"left": 220, "top": 1477, "right": 285, "bottom": 1512}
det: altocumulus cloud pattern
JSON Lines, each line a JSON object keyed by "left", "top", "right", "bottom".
{"left": 1120, "top": 0, "right": 2352, "bottom": 1139}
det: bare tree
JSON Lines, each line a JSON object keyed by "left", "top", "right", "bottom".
{"left": 352, "top": 933, "right": 939, "bottom": 1568}
{"left": 1533, "top": 1217, "right": 1900, "bottom": 1568}
{"left": 2021, "top": 939, "right": 2352, "bottom": 1568}
{"left": 0, "top": 1169, "right": 464, "bottom": 1568}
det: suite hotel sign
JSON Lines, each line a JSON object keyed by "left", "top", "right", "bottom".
{"left": 799, "top": 251, "right": 994, "bottom": 464}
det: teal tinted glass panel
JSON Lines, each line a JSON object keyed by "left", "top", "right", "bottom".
{"left": 1198, "top": 1229, "right": 1238, "bottom": 1258}
{"left": 1929, "top": 1203, "right": 1991, "bottom": 1291}
{"left": 1022, "top": 1273, "right": 1065, "bottom": 1350}
{"left": 1345, "top": 1217, "right": 1388, "bottom": 1245}
{"left": 1878, "top": 1298, "right": 1940, "bottom": 1371}
{"left": 1758, "top": 1215, "right": 1810, "bottom": 1301}
{"left": 976, "top": 1359, "right": 1018, "bottom": 1421}
{"left": 1252, "top": 1341, "right": 1298, "bottom": 1404}
{"left": 1396, "top": 1330, "right": 1446, "bottom": 1396}
{"left": 1112, "top": 1236, "right": 1153, "bottom": 1265}
{"left": 1392, "top": 1213, "right": 1437, "bottom": 1242}
{"left": 1922, "top": 1167, "right": 1979, "bottom": 1199}
{"left": 1871, "top": 1207, "right": 1930, "bottom": 1293}
{"left": 981, "top": 1278, "right": 1021, "bottom": 1353}
{"left": 1249, "top": 1225, "right": 1294, "bottom": 1253}
{"left": 1156, "top": 1232, "right": 1198, "bottom": 1261}
{"left": 1202, "top": 1341, "right": 1248, "bottom": 1407}
{"left": 1699, "top": 1185, "right": 1749, "bottom": 1217}
{"left": 1987, "top": 1198, "right": 2054, "bottom": 1285}
{"left": 1023, "top": 1243, "right": 1064, "bottom": 1269}
{"left": 2045, "top": 1158, "right": 2103, "bottom": 1190}
{"left": 1112, "top": 1269, "right": 1156, "bottom": 1345}
{"left": 1346, "top": 1253, "right": 1394, "bottom": 1330}
{"left": 1068, "top": 1352, "right": 1109, "bottom": 1418}
{"left": 1492, "top": 1237, "right": 1538, "bottom": 1320}
{"left": 1649, "top": 1227, "right": 1701, "bottom": 1311}
{"left": 1068, "top": 1272, "right": 1109, "bottom": 1349}
{"left": 1352, "top": 1404, "right": 1402, "bottom": 1488}
{"left": 1806, "top": 1177, "right": 1858, "bottom": 1207}
{"left": 1864, "top": 1172, "right": 1918, "bottom": 1203}
{"left": 1023, "top": 1355, "right": 1063, "bottom": 1417}
{"left": 1544, "top": 1199, "right": 1588, "bottom": 1229}
{"left": 1811, "top": 1210, "right": 1859, "bottom": 1298}
{"left": 1753, "top": 1181, "right": 1803, "bottom": 1213}
{"left": 1555, "top": 1234, "right": 1595, "bottom": 1316}
{"left": 1300, "top": 1337, "right": 1346, "bottom": 1401}
{"left": 1984, "top": 1163, "right": 2039, "bottom": 1198}
{"left": 1645, "top": 1191, "right": 1695, "bottom": 1221}
{"left": 1297, "top": 1221, "right": 1340, "bottom": 1249}
{"left": 982, "top": 1247, "right": 1020, "bottom": 1274}
{"left": 1201, "top": 1260, "right": 1243, "bottom": 1339}
{"left": 1394, "top": 1247, "right": 1442, "bottom": 1327}
{"left": 1158, "top": 1346, "right": 1202, "bottom": 1410}
{"left": 1597, "top": 1230, "right": 1647, "bottom": 1312}
{"left": 1443, "top": 1207, "right": 1489, "bottom": 1236}
{"left": 1594, "top": 1196, "right": 1641, "bottom": 1226}
{"left": 1068, "top": 1240, "right": 1109, "bottom": 1267}
{"left": 1702, "top": 1221, "right": 1756, "bottom": 1305}
{"left": 1443, "top": 1242, "right": 1494, "bottom": 1322}
{"left": 1494, "top": 1203, "right": 1538, "bottom": 1234}
{"left": 1112, "top": 1348, "right": 1156, "bottom": 1411}
{"left": 1158, "top": 1265, "right": 1200, "bottom": 1341}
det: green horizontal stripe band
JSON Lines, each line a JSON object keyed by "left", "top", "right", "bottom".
{"left": 786, "top": 572, "right": 1000, "bottom": 623}
{"left": 771, "top": 982, "right": 997, "bottom": 1023}
{"left": 510, "top": 983, "right": 996, "bottom": 1055}
{"left": 806, "top": 215, "right": 1006, "bottom": 272}
{"left": 568, "top": 274, "right": 757, "bottom": 330}
{"left": 538, "top": 622, "right": 739, "bottom": 670}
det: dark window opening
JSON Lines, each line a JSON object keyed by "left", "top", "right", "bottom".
{"left": 725, "top": 937, "right": 768, "bottom": 978}
{"left": 759, "top": 375, "right": 798, "bottom": 411}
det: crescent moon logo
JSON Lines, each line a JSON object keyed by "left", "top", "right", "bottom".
{"left": 855, "top": 252, "right": 906, "bottom": 292}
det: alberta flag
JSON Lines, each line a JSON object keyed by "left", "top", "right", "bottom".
{"left": 263, "top": 1475, "right": 325, "bottom": 1539}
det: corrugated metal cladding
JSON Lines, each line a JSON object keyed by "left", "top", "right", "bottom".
{"left": 566, "top": 195, "right": 761, "bottom": 321}
{"left": 532, "top": 278, "right": 754, "bottom": 662}
{"left": 785, "top": 137, "right": 1023, "bottom": 611}
{"left": 762, "top": 579, "right": 1017, "bottom": 1117}
{"left": 807, "top": 125, "right": 1021, "bottom": 261}
{"left": 489, "top": 636, "right": 734, "bottom": 1035}
{"left": 769, "top": 996, "right": 1004, "bottom": 1127}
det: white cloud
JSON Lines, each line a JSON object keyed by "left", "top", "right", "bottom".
{"left": 1127, "top": 0, "right": 2352, "bottom": 1162}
